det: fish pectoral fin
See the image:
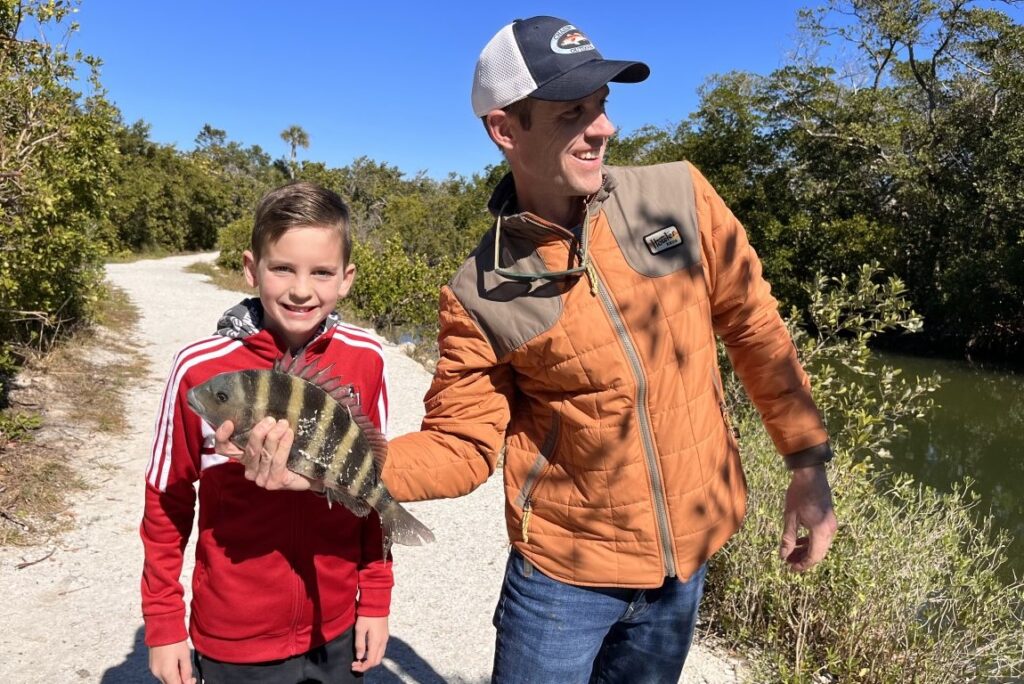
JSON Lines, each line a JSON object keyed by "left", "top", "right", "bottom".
{"left": 325, "top": 487, "right": 372, "bottom": 517}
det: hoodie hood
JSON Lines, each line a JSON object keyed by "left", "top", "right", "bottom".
{"left": 215, "top": 297, "right": 340, "bottom": 350}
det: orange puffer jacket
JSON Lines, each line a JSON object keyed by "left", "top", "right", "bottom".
{"left": 383, "top": 162, "right": 828, "bottom": 588}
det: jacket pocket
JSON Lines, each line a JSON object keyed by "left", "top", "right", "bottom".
{"left": 512, "top": 415, "right": 560, "bottom": 543}
{"left": 711, "top": 368, "right": 740, "bottom": 448}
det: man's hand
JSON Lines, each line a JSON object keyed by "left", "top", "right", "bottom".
{"left": 351, "top": 615, "right": 389, "bottom": 673}
{"left": 779, "top": 464, "right": 837, "bottom": 572}
{"left": 149, "top": 640, "right": 196, "bottom": 684}
{"left": 213, "top": 418, "right": 310, "bottom": 491}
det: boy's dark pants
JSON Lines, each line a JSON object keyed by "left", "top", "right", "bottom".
{"left": 193, "top": 625, "right": 362, "bottom": 683}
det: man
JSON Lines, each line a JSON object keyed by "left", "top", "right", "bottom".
{"left": 226, "top": 15, "right": 837, "bottom": 683}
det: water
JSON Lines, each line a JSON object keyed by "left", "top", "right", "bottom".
{"left": 877, "top": 351, "right": 1024, "bottom": 578}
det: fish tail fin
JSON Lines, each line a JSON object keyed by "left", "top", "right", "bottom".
{"left": 380, "top": 500, "right": 435, "bottom": 546}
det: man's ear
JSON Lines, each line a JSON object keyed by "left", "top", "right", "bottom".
{"left": 484, "top": 110, "right": 516, "bottom": 154}
{"left": 242, "top": 250, "right": 258, "bottom": 289}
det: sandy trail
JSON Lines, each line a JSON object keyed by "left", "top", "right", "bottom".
{"left": 0, "top": 253, "right": 742, "bottom": 683}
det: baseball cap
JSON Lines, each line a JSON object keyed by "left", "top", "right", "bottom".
{"left": 471, "top": 16, "right": 650, "bottom": 117}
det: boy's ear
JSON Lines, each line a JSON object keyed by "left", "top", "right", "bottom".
{"left": 485, "top": 110, "right": 515, "bottom": 153}
{"left": 337, "top": 262, "right": 356, "bottom": 299}
{"left": 242, "top": 250, "right": 259, "bottom": 289}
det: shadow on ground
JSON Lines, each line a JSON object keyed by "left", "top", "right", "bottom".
{"left": 99, "top": 626, "right": 150, "bottom": 683}
{"left": 98, "top": 627, "right": 486, "bottom": 683}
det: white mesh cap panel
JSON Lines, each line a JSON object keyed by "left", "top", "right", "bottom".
{"left": 471, "top": 23, "right": 538, "bottom": 117}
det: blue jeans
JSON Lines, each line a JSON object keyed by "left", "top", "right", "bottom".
{"left": 491, "top": 550, "right": 707, "bottom": 684}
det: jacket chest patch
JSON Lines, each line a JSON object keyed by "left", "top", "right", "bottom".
{"left": 643, "top": 226, "right": 682, "bottom": 255}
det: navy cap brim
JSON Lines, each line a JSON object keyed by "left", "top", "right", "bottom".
{"left": 530, "top": 59, "right": 650, "bottom": 102}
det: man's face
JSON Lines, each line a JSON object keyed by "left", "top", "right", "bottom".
{"left": 503, "top": 86, "right": 614, "bottom": 222}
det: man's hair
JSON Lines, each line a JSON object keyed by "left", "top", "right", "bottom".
{"left": 502, "top": 98, "right": 534, "bottom": 130}
{"left": 251, "top": 181, "right": 352, "bottom": 264}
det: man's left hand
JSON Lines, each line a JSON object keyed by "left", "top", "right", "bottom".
{"left": 779, "top": 464, "right": 837, "bottom": 572}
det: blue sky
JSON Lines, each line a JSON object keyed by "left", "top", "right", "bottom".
{"left": 64, "top": 3, "right": 833, "bottom": 178}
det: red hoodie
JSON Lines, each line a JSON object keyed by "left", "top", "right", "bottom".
{"left": 140, "top": 317, "right": 393, "bottom": 663}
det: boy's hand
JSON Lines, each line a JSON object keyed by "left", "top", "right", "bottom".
{"left": 214, "top": 418, "right": 311, "bottom": 491}
{"left": 351, "top": 615, "right": 389, "bottom": 673}
{"left": 149, "top": 641, "right": 196, "bottom": 684}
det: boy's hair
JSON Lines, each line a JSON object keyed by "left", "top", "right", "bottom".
{"left": 251, "top": 181, "right": 352, "bottom": 264}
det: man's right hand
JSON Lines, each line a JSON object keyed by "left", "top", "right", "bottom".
{"left": 214, "top": 418, "right": 311, "bottom": 491}
{"left": 149, "top": 641, "right": 196, "bottom": 684}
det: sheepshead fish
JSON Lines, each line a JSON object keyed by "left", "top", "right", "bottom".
{"left": 186, "top": 352, "right": 434, "bottom": 552}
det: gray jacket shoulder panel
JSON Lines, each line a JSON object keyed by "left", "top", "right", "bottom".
{"left": 447, "top": 162, "right": 699, "bottom": 360}
{"left": 447, "top": 229, "right": 565, "bottom": 360}
{"left": 602, "top": 162, "right": 701, "bottom": 277}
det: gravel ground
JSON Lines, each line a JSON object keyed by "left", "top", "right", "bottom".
{"left": 0, "top": 253, "right": 744, "bottom": 683}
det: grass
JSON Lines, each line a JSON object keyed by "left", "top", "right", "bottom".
{"left": 0, "top": 284, "right": 144, "bottom": 545}
{"left": 703, "top": 413, "right": 1024, "bottom": 682}
{"left": 186, "top": 260, "right": 254, "bottom": 294}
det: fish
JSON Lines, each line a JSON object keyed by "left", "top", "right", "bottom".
{"left": 186, "top": 351, "right": 434, "bottom": 553}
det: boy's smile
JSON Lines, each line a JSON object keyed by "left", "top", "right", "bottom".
{"left": 243, "top": 225, "right": 355, "bottom": 350}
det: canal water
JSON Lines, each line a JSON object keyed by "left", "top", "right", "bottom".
{"left": 878, "top": 352, "right": 1023, "bottom": 578}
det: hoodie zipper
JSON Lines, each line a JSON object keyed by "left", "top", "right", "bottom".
{"left": 587, "top": 261, "right": 677, "bottom": 578}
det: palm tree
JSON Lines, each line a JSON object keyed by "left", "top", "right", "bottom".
{"left": 279, "top": 125, "right": 309, "bottom": 178}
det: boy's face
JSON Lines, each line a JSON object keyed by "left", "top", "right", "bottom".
{"left": 243, "top": 225, "right": 355, "bottom": 351}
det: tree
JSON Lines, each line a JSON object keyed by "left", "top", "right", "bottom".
{"left": 775, "top": 0, "right": 1024, "bottom": 356}
{"left": 194, "top": 123, "right": 227, "bottom": 150}
{"left": 0, "top": 0, "right": 120, "bottom": 380}
{"left": 279, "top": 124, "right": 309, "bottom": 178}
{"left": 608, "top": 0, "right": 1024, "bottom": 360}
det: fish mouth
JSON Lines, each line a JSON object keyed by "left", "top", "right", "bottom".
{"left": 186, "top": 388, "right": 205, "bottom": 417}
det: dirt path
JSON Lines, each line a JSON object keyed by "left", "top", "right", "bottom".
{"left": 0, "top": 253, "right": 743, "bottom": 683}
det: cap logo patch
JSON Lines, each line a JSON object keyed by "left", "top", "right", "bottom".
{"left": 551, "top": 25, "right": 596, "bottom": 54}
{"left": 644, "top": 226, "right": 682, "bottom": 255}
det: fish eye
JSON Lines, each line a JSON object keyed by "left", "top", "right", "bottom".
{"left": 215, "top": 391, "right": 229, "bottom": 403}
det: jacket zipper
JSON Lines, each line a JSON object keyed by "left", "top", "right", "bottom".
{"left": 587, "top": 262, "right": 677, "bottom": 577}
{"left": 518, "top": 460, "right": 552, "bottom": 543}
{"left": 515, "top": 417, "right": 560, "bottom": 543}
{"left": 711, "top": 369, "right": 741, "bottom": 445}
{"left": 288, "top": 499, "right": 303, "bottom": 648}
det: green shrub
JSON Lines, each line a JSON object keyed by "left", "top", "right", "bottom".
{"left": 1, "top": 0, "right": 119, "bottom": 389}
{"left": 216, "top": 217, "right": 252, "bottom": 271}
{"left": 0, "top": 411, "right": 42, "bottom": 444}
{"left": 706, "top": 264, "right": 1024, "bottom": 682}
{"left": 347, "top": 238, "right": 459, "bottom": 332}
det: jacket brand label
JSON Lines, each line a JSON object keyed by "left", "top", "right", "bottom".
{"left": 643, "top": 226, "right": 682, "bottom": 254}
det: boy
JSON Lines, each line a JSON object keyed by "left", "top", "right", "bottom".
{"left": 141, "top": 181, "right": 392, "bottom": 684}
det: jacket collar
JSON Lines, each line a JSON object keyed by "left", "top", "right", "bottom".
{"left": 486, "top": 169, "right": 616, "bottom": 241}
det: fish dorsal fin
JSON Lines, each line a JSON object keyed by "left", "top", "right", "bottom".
{"left": 338, "top": 394, "right": 388, "bottom": 475}
{"left": 275, "top": 351, "right": 343, "bottom": 397}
